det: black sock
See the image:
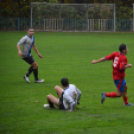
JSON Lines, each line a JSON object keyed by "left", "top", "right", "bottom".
{"left": 33, "top": 68, "right": 38, "bottom": 80}
{"left": 26, "top": 66, "right": 33, "bottom": 77}
{"left": 49, "top": 101, "right": 55, "bottom": 108}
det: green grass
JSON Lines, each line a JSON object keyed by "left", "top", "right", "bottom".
{"left": 0, "top": 32, "right": 134, "bottom": 134}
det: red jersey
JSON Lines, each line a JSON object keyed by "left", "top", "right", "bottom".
{"left": 105, "top": 52, "right": 127, "bottom": 80}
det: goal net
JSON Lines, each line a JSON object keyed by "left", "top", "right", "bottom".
{"left": 31, "top": 3, "right": 115, "bottom": 32}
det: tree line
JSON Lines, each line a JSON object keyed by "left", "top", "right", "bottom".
{"left": 0, "top": 0, "right": 134, "bottom": 19}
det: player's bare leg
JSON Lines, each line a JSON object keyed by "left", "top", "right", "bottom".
{"left": 44, "top": 86, "right": 64, "bottom": 108}
{"left": 44, "top": 94, "right": 59, "bottom": 108}
{"left": 120, "top": 85, "right": 133, "bottom": 106}
{"left": 31, "top": 61, "right": 38, "bottom": 69}
{"left": 101, "top": 89, "right": 121, "bottom": 104}
{"left": 116, "top": 90, "right": 121, "bottom": 97}
{"left": 55, "top": 85, "right": 64, "bottom": 97}
{"left": 102, "top": 85, "right": 132, "bottom": 106}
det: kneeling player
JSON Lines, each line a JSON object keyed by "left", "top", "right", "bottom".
{"left": 44, "top": 78, "right": 81, "bottom": 111}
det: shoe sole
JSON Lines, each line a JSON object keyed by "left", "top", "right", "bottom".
{"left": 124, "top": 104, "right": 133, "bottom": 106}
{"left": 35, "top": 80, "right": 44, "bottom": 83}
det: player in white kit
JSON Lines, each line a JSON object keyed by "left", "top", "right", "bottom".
{"left": 44, "top": 78, "right": 81, "bottom": 111}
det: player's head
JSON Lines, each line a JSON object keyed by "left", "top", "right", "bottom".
{"left": 61, "top": 78, "right": 69, "bottom": 87}
{"left": 119, "top": 44, "right": 128, "bottom": 54}
{"left": 27, "top": 27, "right": 34, "bottom": 37}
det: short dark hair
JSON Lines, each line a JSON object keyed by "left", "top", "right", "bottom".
{"left": 61, "top": 78, "right": 69, "bottom": 87}
{"left": 119, "top": 44, "right": 127, "bottom": 52}
{"left": 27, "top": 27, "right": 34, "bottom": 31}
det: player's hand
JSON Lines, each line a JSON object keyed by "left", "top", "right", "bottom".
{"left": 18, "top": 51, "right": 22, "bottom": 56}
{"left": 92, "top": 60, "right": 96, "bottom": 64}
{"left": 127, "top": 64, "right": 132, "bottom": 68}
{"left": 38, "top": 53, "right": 43, "bottom": 59}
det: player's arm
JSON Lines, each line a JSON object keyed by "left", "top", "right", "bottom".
{"left": 66, "top": 101, "right": 76, "bottom": 112}
{"left": 32, "top": 45, "right": 43, "bottom": 59}
{"left": 64, "top": 95, "right": 76, "bottom": 112}
{"left": 124, "top": 64, "right": 132, "bottom": 69}
{"left": 92, "top": 52, "right": 115, "bottom": 64}
{"left": 69, "top": 101, "right": 76, "bottom": 111}
{"left": 75, "top": 88, "right": 81, "bottom": 104}
{"left": 17, "top": 37, "right": 25, "bottom": 57}
{"left": 17, "top": 44, "right": 22, "bottom": 56}
{"left": 92, "top": 57, "right": 106, "bottom": 64}
{"left": 121, "top": 64, "right": 132, "bottom": 70}
{"left": 119, "top": 58, "right": 132, "bottom": 70}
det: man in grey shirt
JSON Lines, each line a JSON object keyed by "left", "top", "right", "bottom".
{"left": 17, "top": 28, "right": 44, "bottom": 83}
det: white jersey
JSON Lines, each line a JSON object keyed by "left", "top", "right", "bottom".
{"left": 63, "top": 84, "right": 81, "bottom": 110}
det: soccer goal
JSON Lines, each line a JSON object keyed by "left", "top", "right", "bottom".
{"left": 31, "top": 3, "right": 116, "bottom": 32}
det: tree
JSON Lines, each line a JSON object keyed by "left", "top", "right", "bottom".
{"left": 0, "top": 0, "right": 44, "bottom": 18}
{"left": 0, "top": 0, "right": 134, "bottom": 18}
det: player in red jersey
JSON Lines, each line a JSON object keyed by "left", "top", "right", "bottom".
{"left": 92, "top": 44, "right": 133, "bottom": 106}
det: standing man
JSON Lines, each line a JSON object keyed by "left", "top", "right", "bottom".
{"left": 17, "top": 28, "right": 44, "bottom": 83}
{"left": 92, "top": 44, "right": 133, "bottom": 106}
{"left": 44, "top": 78, "right": 81, "bottom": 111}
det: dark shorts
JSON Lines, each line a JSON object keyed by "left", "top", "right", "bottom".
{"left": 23, "top": 56, "right": 35, "bottom": 65}
{"left": 114, "top": 78, "right": 126, "bottom": 92}
{"left": 59, "top": 92, "right": 65, "bottom": 110}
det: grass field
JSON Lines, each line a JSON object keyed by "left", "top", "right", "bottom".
{"left": 0, "top": 32, "right": 134, "bottom": 134}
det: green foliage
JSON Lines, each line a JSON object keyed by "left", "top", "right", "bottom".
{"left": 0, "top": 0, "right": 44, "bottom": 18}
{"left": 0, "top": 0, "right": 134, "bottom": 18}
{"left": 48, "top": 0, "right": 59, "bottom": 3}
{"left": 0, "top": 32, "right": 134, "bottom": 133}
{"left": 116, "top": 6, "right": 133, "bottom": 19}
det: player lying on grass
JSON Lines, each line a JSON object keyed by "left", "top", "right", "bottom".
{"left": 44, "top": 78, "right": 81, "bottom": 111}
{"left": 17, "top": 28, "right": 44, "bottom": 83}
{"left": 92, "top": 44, "right": 133, "bottom": 106}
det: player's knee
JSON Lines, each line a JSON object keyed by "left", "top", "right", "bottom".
{"left": 32, "top": 62, "right": 38, "bottom": 69}
{"left": 122, "top": 94, "right": 126, "bottom": 97}
{"left": 116, "top": 92, "right": 121, "bottom": 97}
{"left": 54, "top": 85, "right": 59, "bottom": 90}
{"left": 34, "top": 63, "right": 38, "bottom": 69}
{"left": 125, "top": 85, "right": 127, "bottom": 90}
{"left": 47, "top": 94, "right": 51, "bottom": 99}
{"left": 122, "top": 91, "right": 127, "bottom": 97}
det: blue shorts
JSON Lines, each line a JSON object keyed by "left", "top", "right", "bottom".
{"left": 114, "top": 79, "right": 126, "bottom": 92}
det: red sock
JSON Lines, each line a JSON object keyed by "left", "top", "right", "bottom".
{"left": 105, "top": 92, "right": 117, "bottom": 97}
{"left": 123, "top": 96, "right": 128, "bottom": 104}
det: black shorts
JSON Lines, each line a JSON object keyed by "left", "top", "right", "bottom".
{"left": 23, "top": 56, "right": 35, "bottom": 65}
{"left": 59, "top": 92, "right": 65, "bottom": 110}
